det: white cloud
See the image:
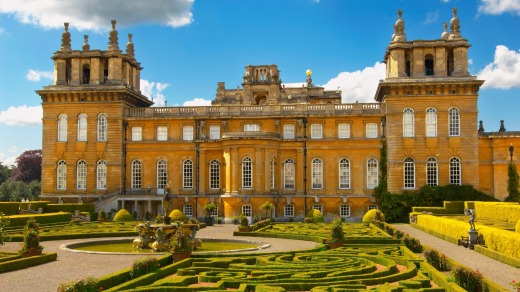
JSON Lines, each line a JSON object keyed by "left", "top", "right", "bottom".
{"left": 321, "top": 62, "right": 386, "bottom": 103}
{"left": 478, "top": 45, "right": 520, "bottom": 89}
{"left": 478, "top": 0, "right": 520, "bottom": 15}
{"left": 141, "top": 79, "right": 170, "bottom": 106}
{"left": 0, "top": 105, "right": 42, "bottom": 126}
{"left": 425, "top": 11, "right": 439, "bottom": 24}
{"left": 183, "top": 98, "right": 212, "bottom": 106}
{"left": 0, "top": 0, "right": 194, "bottom": 31}
{"left": 0, "top": 152, "right": 16, "bottom": 166}
{"left": 25, "top": 69, "right": 53, "bottom": 82}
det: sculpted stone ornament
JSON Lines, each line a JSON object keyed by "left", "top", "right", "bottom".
{"left": 464, "top": 208, "right": 476, "bottom": 230}
{"left": 392, "top": 10, "right": 407, "bottom": 42}
{"left": 163, "top": 185, "right": 172, "bottom": 225}
{"left": 61, "top": 23, "right": 72, "bottom": 52}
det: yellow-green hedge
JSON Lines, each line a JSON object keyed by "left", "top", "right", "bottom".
{"left": 474, "top": 202, "right": 520, "bottom": 223}
{"left": 6, "top": 212, "right": 72, "bottom": 227}
{"left": 416, "top": 215, "right": 520, "bottom": 260}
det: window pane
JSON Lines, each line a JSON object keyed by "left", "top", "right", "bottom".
{"left": 157, "top": 160, "right": 167, "bottom": 189}
{"left": 209, "top": 125, "right": 220, "bottom": 139}
{"left": 284, "top": 124, "right": 295, "bottom": 139}
{"left": 340, "top": 205, "right": 350, "bottom": 218}
{"left": 367, "top": 158, "right": 378, "bottom": 189}
{"left": 338, "top": 123, "right": 350, "bottom": 138}
{"left": 450, "top": 157, "right": 461, "bottom": 185}
{"left": 284, "top": 159, "right": 295, "bottom": 189}
{"left": 426, "top": 157, "right": 438, "bottom": 186}
{"left": 403, "top": 108, "right": 414, "bottom": 137}
{"left": 242, "top": 205, "right": 252, "bottom": 217}
{"left": 183, "top": 160, "right": 193, "bottom": 188}
{"left": 183, "top": 205, "right": 193, "bottom": 216}
{"left": 311, "top": 124, "right": 322, "bottom": 139}
{"left": 131, "top": 160, "right": 142, "bottom": 188}
{"left": 339, "top": 159, "right": 350, "bottom": 189}
{"left": 77, "top": 160, "right": 87, "bottom": 189}
{"left": 366, "top": 123, "right": 378, "bottom": 138}
{"left": 132, "top": 127, "right": 142, "bottom": 141}
{"left": 284, "top": 205, "right": 294, "bottom": 217}
{"left": 244, "top": 124, "right": 260, "bottom": 132}
{"left": 58, "top": 114, "right": 68, "bottom": 142}
{"left": 97, "top": 160, "right": 107, "bottom": 189}
{"left": 57, "top": 161, "right": 67, "bottom": 190}
{"left": 449, "top": 108, "right": 460, "bottom": 136}
{"left": 210, "top": 160, "right": 220, "bottom": 189}
{"left": 157, "top": 126, "right": 168, "bottom": 141}
{"left": 78, "top": 114, "right": 87, "bottom": 141}
{"left": 183, "top": 126, "right": 194, "bottom": 141}
{"left": 425, "top": 108, "right": 437, "bottom": 137}
{"left": 312, "top": 159, "right": 323, "bottom": 189}
{"left": 242, "top": 157, "right": 252, "bottom": 189}
{"left": 270, "top": 159, "right": 275, "bottom": 190}
{"left": 403, "top": 158, "right": 415, "bottom": 189}
{"left": 97, "top": 114, "right": 107, "bottom": 141}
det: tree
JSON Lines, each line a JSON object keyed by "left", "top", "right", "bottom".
{"left": 506, "top": 163, "right": 520, "bottom": 202}
{"left": 260, "top": 201, "right": 273, "bottom": 219}
{"left": 0, "top": 180, "right": 40, "bottom": 202}
{"left": 10, "top": 150, "right": 42, "bottom": 183}
{"left": 0, "top": 162, "right": 12, "bottom": 184}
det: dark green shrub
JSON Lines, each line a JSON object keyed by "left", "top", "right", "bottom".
{"left": 47, "top": 203, "right": 95, "bottom": 213}
{"left": 507, "top": 163, "right": 520, "bottom": 202}
{"left": 402, "top": 234, "right": 422, "bottom": 253}
{"left": 57, "top": 276, "right": 102, "bottom": 292}
{"left": 114, "top": 209, "right": 134, "bottom": 222}
{"left": 0, "top": 202, "right": 22, "bottom": 215}
{"left": 97, "top": 209, "right": 108, "bottom": 221}
{"left": 155, "top": 214, "right": 164, "bottom": 224}
{"left": 452, "top": 266, "right": 485, "bottom": 292}
{"left": 0, "top": 212, "right": 10, "bottom": 245}
{"left": 130, "top": 256, "right": 160, "bottom": 279}
{"left": 145, "top": 210, "right": 152, "bottom": 221}
{"left": 424, "top": 249, "right": 450, "bottom": 271}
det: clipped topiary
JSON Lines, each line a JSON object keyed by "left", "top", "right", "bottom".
{"left": 305, "top": 209, "right": 325, "bottom": 223}
{"left": 113, "top": 209, "right": 134, "bottom": 222}
{"left": 362, "top": 209, "right": 386, "bottom": 223}
{"left": 516, "top": 218, "right": 520, "bottom": 233}
{"left": 169, "top": 209, "right": 187, "bottom": 222}
{"left": 97, "top": 209, "right": 108, "bottom": 222}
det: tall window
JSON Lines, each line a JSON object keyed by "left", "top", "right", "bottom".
{"left": 367, "top": 158, "right": 378, "bottom": 189}
{"left": 284, "top": 205, "right": 294, "bottom": 217}
{"left": 57, "top": 160, "right": 67, "bottom": 190}
{"left": 82, "top": 64, "right": 90, "bottom": 84}
{"left": 209, "top": 125, "right": 220, "bottom": 139}
{"left": 270, "top": 158, "right": 275, "bottom": 190}
{"left": 449, "top": 157, "right": 461, "bottom": 185}
{"left": 77, "top": 113, "right": 87, "bottom": 141}
{"left": 366, "top": 123, "right": 378, "bottom": 138}
{"left": 58, "top": 114, "right": 68, "bottom": 142}
{"left": 77, "top": 160, "right": 87, "bottom": 190}
{"left": 425, "top": 108, "right": 437, "bottom": 137}
{"left": 403, "top": 157, "right": 415, "bottom": 189}
{"left": 244, "top": 124, "right": 260, "bottom": 132}
{"left": 183, "top": 126, "right": 194, "bottom": 141}
{"left": 449, "top": 108, "right": 460, "bottom": 136}
{"left": 209, "top": 160, "right": 220, "bottom": 189}
{"left": 284, "top": 159, "right": 295, "bottom": 189}
{"left": 242, "top": 157, "right": 253, "bottom": 189}
{"left": 425, "top": 54, "right": 434, "bottom": 76}
{"left": 283, "top": 124, "right": 295, "bottom": 139}
{"left": 311, "top": 124, "right": 323, "bottom": 139}
{"left": 183, "top": 160, "right": 193, "bottom": 189}
{"left": 403, "top": 108, "right": 415, "bottom": 137}
{"left": 157, "top": 126, "right": 168, "bottom": 141}
{"left": 312, "top": 158, "right": 323, "bottom": 189}
{"left": 340, "top": 205, "right": 351, "bottom": 218}
{"left": 339, "top": 159, "right": 350, "bottom": 189}
{"left": 132, "top": 127, "right": 142, "bottom": 141}
{"left": 338, "top": 123, "right": 350, "bottom": 138}
{"left": 131, "top": 160, "right": 142, "bottom": 189}
{"left": 97, "top": 113, "right": 107, "bottom": 141}
{"left": 157, "top": 160, "right": 167, "bottom": 189}
{"left": 426, "top": 157, "right": 438, "bottom": 186}
{"left": 183, "top": 205, "right": 193, "bottom": 217}
{"left": 96, "top": 160, "right": 107, "bottom": 190}
{"left": 242, "top": 205, "right": 252, "bottom": 217}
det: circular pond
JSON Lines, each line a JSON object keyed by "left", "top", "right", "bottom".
{"left": 61, "top": 238, "right": 270, "bottom": 255}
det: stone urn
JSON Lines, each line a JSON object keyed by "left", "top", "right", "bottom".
{"left": 22, "top": 249, "right": 43, "bottom": 257}
{"left": 172, "top": 251, "right": 192, "bottom": 262}
{"left": 329, "top": 242, "right": 344, "bottom": 249}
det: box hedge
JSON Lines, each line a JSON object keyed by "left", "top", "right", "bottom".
{"left": 47, "top": 203, "right": 95, "bottom": 213}
{"left": 6, "top": 212, "right": 72, "bottom": 227}
{"left": 412, "top": 201, "right": 465, "bottom": 215}
{"left": 0, "top": 202, "right": 23, "bottom": 215}
{"left": 0, "top": 253, "right": 57, "bottom": 273}
{"left": 473, "top": 202, "right": 520, "bottom": 223}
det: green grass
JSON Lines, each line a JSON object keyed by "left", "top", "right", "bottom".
{"left": 71, "top": 240, "right": 258, "bottom": 253}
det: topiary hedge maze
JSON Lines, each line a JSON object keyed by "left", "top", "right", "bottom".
{"left": 104, "top": 245, "right": 440, "bottom": 291}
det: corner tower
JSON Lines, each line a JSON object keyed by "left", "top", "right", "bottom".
{"left": 36, "top": 21, "right": 153, "bottom": 204}
{"left": 375, "top": 9, "right": 484, "bottom": 193}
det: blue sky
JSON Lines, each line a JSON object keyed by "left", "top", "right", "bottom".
{"left": 0, "top": 0, "right": 519, "bottom": 166}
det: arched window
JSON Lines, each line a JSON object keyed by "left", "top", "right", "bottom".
{"left": 58, "top": 114, "right": 68, "bottom": 142}
{"left": 425, "top": 108, "right": 437, "bottom": 137}
{"left": 340, "top": 205, "right": 351, "bottom": 218}
{"left": 157, "top": 160, "right": 167, "bottom": 189}
{"left": 339, "top": 159, "right": 350, "bottom": 189}
{"left": 97, "top": 113, "right": 107, "bottom": 141}
{"left": 183, "top": 160, "right": 193, "bottom": 189}
{"left": 82, "top": 64, "right": 90, "bottom": 84}
{"left": 367, "top": 158, "right": 378, "bottom": 189}
{"left": 96, "top": 160, "right": 107, "bottom": 190}
{"left": 284, "top": 159, "right": 295, "bottom": 189}
{"left": 209, "top": 160, "right": 220, "bottom": 189}
{"left": 57, "top": 160, "right": 67, "bottom": 190}
{"left": 270, "top": 158, "right": 275, "bottom": 190}
{"left": 450, "top": 157, "right": 461, "bottom": 185}
{"left": 449, "top": 108, "right": 460, "bottom": 136}
{"left": 404, "top": 157, "right": 415, "bottom": 189}
{"left": 311, "top": 158, "right": 323, "bottom": 189}
{"left": 284, "top": 205, "right": 294, "bottom": 217}
{"left": 77, "top": 160, "right": 87, "bottom": 190}
{"left": 403, "top": 108, "right": 414, "bottom": 137}
{"left": 131, "top": 160, "right": 142, "bottom": 189}
{"left": 242, "top": 157, "right": 252, "bottom": 189}
{"left": 425, "top": 54, "right": 434, "bottom": 76}
{"left": 426, "top": 157, "right": 438, "bottom": 186}
{"left": 77, "top": 113, "right": 87, "bottom": 141}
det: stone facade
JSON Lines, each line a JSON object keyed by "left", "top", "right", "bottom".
{"left": 36, "top": 12, "right": 520, "bottom": 222}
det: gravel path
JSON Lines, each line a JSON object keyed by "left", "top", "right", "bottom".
{"left": 393, "top": 224, "right": 520, "bottom": 291}
{"left": 0, "top": 224, "right": 318, "bottom": 292}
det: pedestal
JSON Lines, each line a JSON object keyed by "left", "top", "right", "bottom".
{"left": 468, "top": 229, "right": 478, "bottom": 247}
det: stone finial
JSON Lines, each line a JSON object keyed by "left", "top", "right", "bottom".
{"left": 441, "top": 22, "right": 449, "bottom": 40}
{"left": 448, "top": 8, "right": 462, "bottom": 40}
{"left": 392, "top": 9, "right": 407, "bottom": 42}
{"left": 499, "top": 120, "right": 506, "bottom": 132}
{"left": 82, "top": 35, "right": 90, "bottom": 51}
{"left": 478, "top": 120, "right": 484, "bottom": 132}
{"left": 108, "top": 20, "right": 120, "bottom": 51}
{"left": 126, "top": 33, "right": 135, "bottom": 57}
{"left": 61, "top": 22, "right": 72, "bottom": 52}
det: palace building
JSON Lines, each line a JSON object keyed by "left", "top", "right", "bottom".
{"left": 36, "top": 10, "right": 520, "bottom": 222}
